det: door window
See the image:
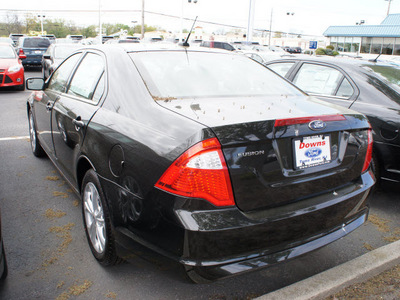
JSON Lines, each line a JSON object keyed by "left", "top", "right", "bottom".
{"left": 47, "top": 53, "right": 81, "bottom": 93}
{"left": 67, "top": 53, "right": 105, "bottom": 102}
{"left": 267, "top": 62, "right": 295, "bottom": 77}
{"left": 293, "top": 63, "right": 353, "bottom": 97}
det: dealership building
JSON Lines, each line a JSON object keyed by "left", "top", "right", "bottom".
{"left": 324, "top": 14, "right": 400, "bottom": 55}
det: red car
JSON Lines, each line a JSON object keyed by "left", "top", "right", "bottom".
{"left": 0, "top": 43, "right": 26, "bottom": 91}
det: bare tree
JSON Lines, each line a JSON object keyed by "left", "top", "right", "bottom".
{"left": 4, "top": 12, "right": 23, "bottom": 34}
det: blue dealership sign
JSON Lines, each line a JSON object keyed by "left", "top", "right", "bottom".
{"left": 309, "top": 41, "right": 318, "bottom": 49}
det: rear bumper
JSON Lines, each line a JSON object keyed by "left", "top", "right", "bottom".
{"left": 185, "top": 212, "right": 367, "bottom": 282}
{"left": 178, "top": 169, "right": 375, "bottom": 281}
{"left": 115, "top": 170, "right": 374, "bottom": 281}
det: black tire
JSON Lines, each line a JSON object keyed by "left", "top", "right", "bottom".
{"left": 81, "top": 169, "right": 121, "bottom": 266}
{"left": 0, "top": 242, "right": 8, "bottom": 281}
{"left": 28, "top": 110, "right": 46, "bottom": 157}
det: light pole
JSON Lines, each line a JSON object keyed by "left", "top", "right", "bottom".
{"left": 38, "top": 14, "right": 45, "bottom": 35}
{"left": 385, "top": 0, "right": 393, "bottom": 15}
{"left": 286, "top": 12, "right": 294, "bottom": 38}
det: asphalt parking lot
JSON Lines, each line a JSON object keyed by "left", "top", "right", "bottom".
{"left": 0, "top": 68, "right": 398, "bottom": 300}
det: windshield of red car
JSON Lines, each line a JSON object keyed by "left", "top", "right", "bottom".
{"left": 0, "top": 46, "right": 16, "bottom": 59}
{"left": 131, "top": 51, "right": 303, "bottom": 99}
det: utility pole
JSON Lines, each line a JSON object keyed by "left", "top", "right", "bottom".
{"left": 99, "top": 0, "right": 102, "bottom": 43}
{"left": 268, "top": 8, "right": 273, "bottom": 46}
{"left": 247, "top": 0, "right": 255, "bottom": 43}
{"left": 385, "top": 0, "right": 393, "bottom": 16}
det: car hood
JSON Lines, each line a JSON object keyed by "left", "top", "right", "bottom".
{"left": 156, "top": 95, "right": 357, "bottom": 128}
{"left": 0, "top": 58, "right": 19, "bottom": 69}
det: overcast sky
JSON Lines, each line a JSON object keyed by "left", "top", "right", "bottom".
{"left": 1, "top": 0, "right": 399, "bottom": 36}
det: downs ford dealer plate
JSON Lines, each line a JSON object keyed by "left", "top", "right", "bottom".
{"left": 294, "top": 135, "right": 331, "bottom": 169}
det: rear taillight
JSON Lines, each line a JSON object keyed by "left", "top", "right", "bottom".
{"left": 155, "top": 137, "right": 235, "bottom": 207}
{"left": 362, "top": 129, "right": 373, "bottom": 173}
{"left": 18, "top": 48, "right": 24, "bottom": 55}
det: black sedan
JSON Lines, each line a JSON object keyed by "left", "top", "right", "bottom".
{"left": 264, "top": 57, "right": 400, "bottom": 184}
{"left": 42, "top": 44, "right": 80, "bottom": 80}
{"left": 26, "top": 45, "right": 374, "bottom": 282}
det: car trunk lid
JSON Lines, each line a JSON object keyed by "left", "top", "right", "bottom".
{"left": 157, "top": 95, "right": 371, "bottom": 212}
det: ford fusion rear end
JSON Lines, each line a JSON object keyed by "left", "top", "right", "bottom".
{"left": 128, "top": 50, "right": 375, "bottom": 281}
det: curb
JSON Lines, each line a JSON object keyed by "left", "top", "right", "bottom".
{"left": 255, "top": 239, "right": 400, "bottom": 300}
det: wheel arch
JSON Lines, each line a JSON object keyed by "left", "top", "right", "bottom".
{"left": 76, "top": 155, "right": 96, "bottom": 194}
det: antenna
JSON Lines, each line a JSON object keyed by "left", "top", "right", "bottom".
{"left": 180, "top": 16, "right": 198, "bottom": 47}
{"left": 369, "top": 43, "right": 390, "bottom": 62}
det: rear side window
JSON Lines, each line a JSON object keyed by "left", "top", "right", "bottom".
{"left": 67, "top": 53, "right": 104, "bottom": 101}
{"left": 293, "top": 63, "right": 351, "bottom": 97}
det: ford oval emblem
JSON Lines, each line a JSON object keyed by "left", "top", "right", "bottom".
{"left": 309, "top": 120, "right": 326, "bottom": 131}
{"left": 305, "top": 147, "right": 322, "bottom": 158}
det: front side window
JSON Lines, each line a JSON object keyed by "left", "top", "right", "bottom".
{"left": 47, "top": 53, "right": 82, "bottom": 93}
{"left": 67, "top": 53, "right": 104, "bottom": 101}
{"left": 293, "top": 64, "right": 345, "bottom": 96}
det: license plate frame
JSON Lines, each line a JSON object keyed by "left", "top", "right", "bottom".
{"left": 293, "top": 135, "right": 331, "bottom": 169}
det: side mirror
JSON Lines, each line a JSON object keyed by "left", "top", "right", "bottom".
{"left": 43, "top": 54, "right": 51, "bottom": 59}
{"left": 26, "top": 78, "right": 45, "bottom": 90}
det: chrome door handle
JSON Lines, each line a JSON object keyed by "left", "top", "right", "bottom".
{"left": 72, "top": 118, "right": 85, "bottom": 128}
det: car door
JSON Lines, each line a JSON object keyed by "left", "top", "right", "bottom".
{"left": 33, "top": 52, "right": 82, "bottom": 157}
{"left": 269, "top": 61, "right": 358, "bottom": 108}
{"left": 51, "top": 51, "right": 106, "bottom": 187}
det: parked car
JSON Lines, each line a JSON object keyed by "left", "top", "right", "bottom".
{"left": 243, "top": 50, "right": 295, "bottom": 65}
{"left": 265, "top": 56, "right": 400, "bottom": 184}
{"left": 26, "top": 45, "right": 374, "bottom": 282}
{"left": 9, "top": 33, "right": 26, "bottom": 47}
{"left": 0, "top": 43, "right": 25, "bottom": 90}
{"left": 200, "top": 41, "right": 236, "bottom": 51}
{"left": 40, "top": 34, "right": 56, "bottom": 43}
{"left": 16, "top": 37, "right": 51, "bottom": 68}
{"left": 42, "top": 44, "right": 80, "bottom": 80}
{"left": 0, "top": 208, "right": 8, "bottom": 281}
{"left": 0, "top": 37, "right": 14, "bottom": 45}
{"left": 105, "top": 39, "right": 140, "bottom": 44}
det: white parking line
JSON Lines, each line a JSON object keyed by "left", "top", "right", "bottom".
{"left": 0, "top": 136, "right": 30, "bottom": 141}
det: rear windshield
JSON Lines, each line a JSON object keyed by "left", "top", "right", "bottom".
{"left": 23, "top": 38, "right": 50, "bottom": 48}
{"left": 364, "top": 65, "right": 400, "bottom": 88}
{"left": 0, "top": 46, "right": 16, "bottom": 59}
{"left": 131, "top": 51, "right": 303, "bottom": 99}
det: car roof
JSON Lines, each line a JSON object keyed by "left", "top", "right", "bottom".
{"left": 82, "top": 43, "right": 238, "bottom": 55}
{"left": 265, "top": 55, "right": 400, "bottom": 69}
